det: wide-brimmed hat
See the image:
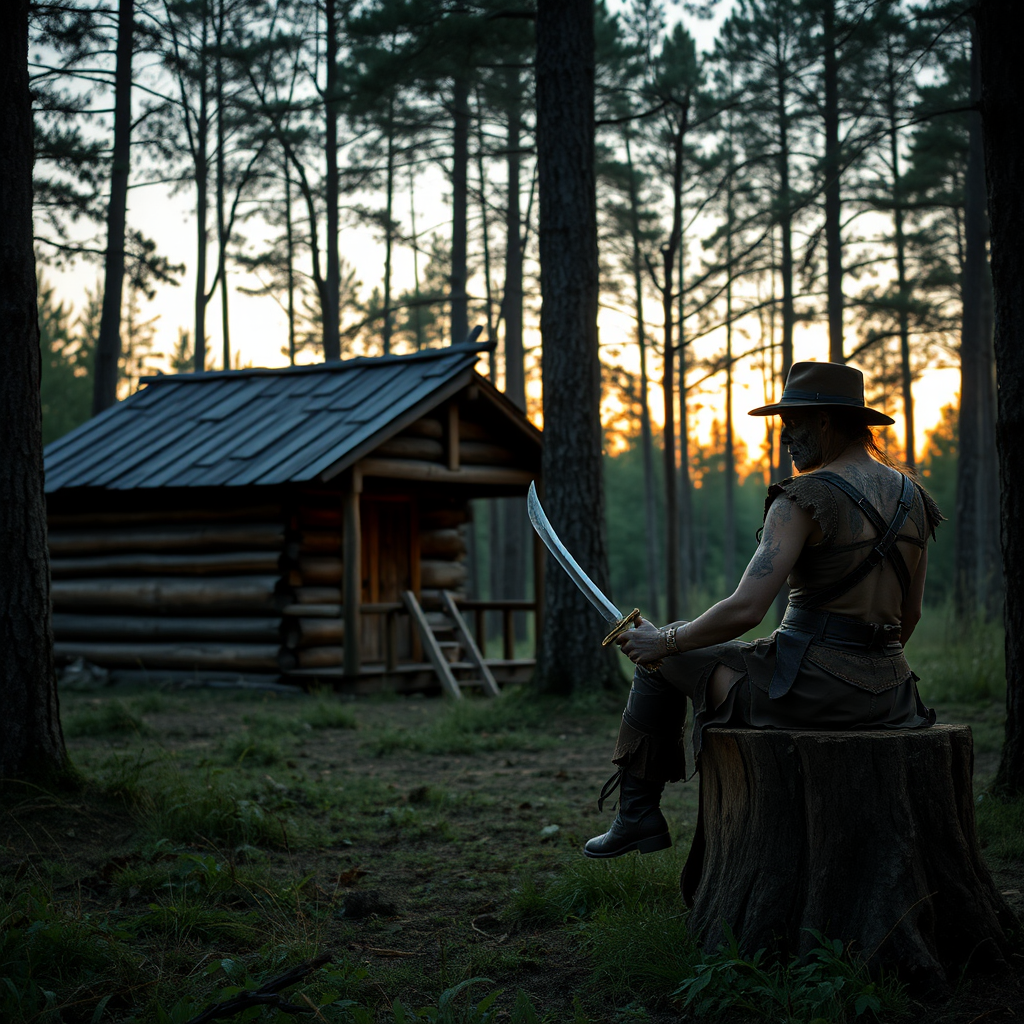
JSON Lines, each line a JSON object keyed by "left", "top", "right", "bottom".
{"left": 747, "top": 361, "right": 895, "bottom": 426}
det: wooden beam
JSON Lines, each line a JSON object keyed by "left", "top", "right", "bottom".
{"left": 52, "top": 614, "right": 282, "bottom": 643}
{"left": 53, "top": 640, "right": 291, "bottom": 671}
{"left": 50, "top": 550, "right": 283, "bottom": 578}
{"left": 447, "top": 402, "right": 460, "bottom": 471}
{"left": 47, "top": 523, "right": 285, "bottom": 556}
{"left": 51, "top": 576, "right": 287, "bottom": 612}
{"left": 359, "top": 459, "right": 534, "bottom": 487}
{"left": 46, "top": 506, "right": 283, "bottom": 528}
{"left": 343, "top": 468, "right": 362, "bottom": 679}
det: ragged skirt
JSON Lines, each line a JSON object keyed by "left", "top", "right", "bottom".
{"left": 613, "top": 632, "right": 936, "bottom": 783}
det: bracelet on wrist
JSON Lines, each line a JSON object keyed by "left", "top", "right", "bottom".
{"left": 661, "top": 625, "right": 679, "bottom": 655}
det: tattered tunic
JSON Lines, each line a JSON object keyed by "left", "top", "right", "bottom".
{"left": 684, "top": 470, "right": 942, "bottom": 765}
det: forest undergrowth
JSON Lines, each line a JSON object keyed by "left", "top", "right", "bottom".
{"left": 1, "top": 606, "right": 1021, "bottom": 1024}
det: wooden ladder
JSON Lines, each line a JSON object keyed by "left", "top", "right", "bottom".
{"left": 401, "top": 590, "right": 501, "bottom": 699}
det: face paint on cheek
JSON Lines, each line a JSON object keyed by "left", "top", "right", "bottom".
{"left": 782, "top": 422, "right": 823, "bottom": 470}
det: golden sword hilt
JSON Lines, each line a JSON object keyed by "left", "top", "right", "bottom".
{"left": 601, "top": 609, "right": 663, "bottom": 672}
{"left": 601, "top": 608, "right": 641, "bottom": 647}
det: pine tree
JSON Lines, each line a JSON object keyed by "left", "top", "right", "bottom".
{"left": 1, "top": 0, "right": 73, "bottom": 787}
{"left": 534, "top": 0, "right": 618, "bottom": 693}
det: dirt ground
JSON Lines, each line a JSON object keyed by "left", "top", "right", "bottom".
{"left": 2, "top": 684, "right": 1022, "bottom": 1023}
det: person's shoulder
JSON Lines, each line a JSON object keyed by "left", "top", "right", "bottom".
{"left": 764, "top": 473, "right": 840, "bottom": 542}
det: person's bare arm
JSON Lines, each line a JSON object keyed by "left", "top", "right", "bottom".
{"left": 618, "top": 497, "right": 817, "bottom": 664}
{"left": 900, "top": 544, "right": 928, "bottom": 644}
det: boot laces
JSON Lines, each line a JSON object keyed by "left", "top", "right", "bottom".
{"left": 597, "top": 768, "right": 623, "bottom": 812}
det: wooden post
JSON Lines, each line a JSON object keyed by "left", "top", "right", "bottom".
{"left": 503, "top": 608, "right": 515, "bottom": 660}
{"left": 385, "top": 608, "right": 398, "bottom": 671}
{"left": 446, "top": 401, "right": 460, "bottom": 471}
{"left": 343, "top": 467, "right": 362, "bottom": 679}
{"left": 532, "top": 514, "right": 545, "bottom": 650}
{"left": 475, "top": 608, "right": 486, "bottom": 656}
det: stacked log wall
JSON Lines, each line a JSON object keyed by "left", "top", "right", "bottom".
{"left": 282, "top": 496, "right": 347, "bottom": 669}
{"left": 47, "top": 401, "right": 535, "bottom": 681}
{"left": 49, "top": 502, "right": 296, "bottom": 673}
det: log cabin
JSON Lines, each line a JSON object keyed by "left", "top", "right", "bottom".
{"left": 43, "top": 342, "right": 543, "bottom": 695}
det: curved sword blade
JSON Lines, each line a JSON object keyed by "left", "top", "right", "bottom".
{"left": 527, "top": 481, "right": 623, "bottom": 626}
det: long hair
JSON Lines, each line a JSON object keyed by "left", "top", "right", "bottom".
{"left": 819, "top": 407, "right": 913, "bottom": 475}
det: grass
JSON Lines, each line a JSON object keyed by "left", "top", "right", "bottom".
{"left": 63, "top": 698, "right": 148, "bottom": 738}
{"left": 910, "top": 605, "right": 1006, "bottom": 704}
{"left": 2, "top": 630, "right": 1018, "bottom": 1024}
{"left": 975, "top": 792, "right": 1024, "bottom": 861}
{"left": 368, "top": 687, "right": 558, "bottom": 756}
{"left": 674, "top": 930, "right": 909, "bottom": 1023}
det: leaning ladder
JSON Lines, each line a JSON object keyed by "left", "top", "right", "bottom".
{"left": 401, "top": 590, "right": 500, "bottom": 699}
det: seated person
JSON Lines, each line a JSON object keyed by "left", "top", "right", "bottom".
{"left": 586, "top": 361, "right": 941, "bottom": 859}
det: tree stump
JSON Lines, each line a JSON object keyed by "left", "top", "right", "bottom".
{"left": 682, "top": 726, "right": 1016, "bottom": 994}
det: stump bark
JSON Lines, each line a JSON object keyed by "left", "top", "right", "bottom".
{"left": 682, "top": 726, "right": 1015, "bottom": 994}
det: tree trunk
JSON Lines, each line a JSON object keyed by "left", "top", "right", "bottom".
{"left": 955, "top": 31, "right": 985, "bottom": 621}
{"left": 977, "top": 0, "right": 1024, "bottom": 796}
{"left": 957, "top": 23, "right": 1002, "bottom": 624}
{"left": 723, "top": 152, "right": 736, "bottom": 592}
{"left": 678, "top": 228, "right": 694, "bottom": 605}
{"left": 409, "top": 164, "right": 423, "bottom": 350}
{"left": 662, "top": 245, "right": 678, "bottom": 620}
{"left": 822, "top": 0, "right": 844, "bottom": 363}
{"left": 503, "top": 81, "right": 525, "bottom": 410}
{"left": 625, "top": 129, "right": 660, "bottom": 621}
{"left": 193, "top": 17, "right": 209, "bottom": 373}
{"left": 215, "top": 0, "right": 230, "bottom": 371}
{"left": 285, "top": 150, "right": 296, "bottom": 365}
{"left": 501, "top": 87, "right": 528, "bottom": 637}
{"left": 450, "top": 76, "right": 470, "bottom": 346}
{"left": 887, "top": 44, "right": 914, "bottom": 471}
{"left": 533, "top": 0, "right": 618, "bottom": 693}
{"left": 382, "top": 98, "right": 395, "bottom": 356}
{"left": 0, "top": 0, "right": 72, "bottom": 786}
{"left": 685, "top": 727, "right": 1014, "bottom": 995}
{"left": 776, "top": 61, "right": 795, "bottom": 419}
{"left": 323, "top": 0, "right": 341, "bottom": 361}
{"left": 93, "top": 0, "right": 133, "bottom": 414}
{"left": 661, "top": 104, "right": 688, "bottom": 621}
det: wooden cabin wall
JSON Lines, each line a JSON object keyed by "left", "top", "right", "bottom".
{"left": 46, "top": 398, "right": 535, "bottom": 683}
{"left": 285, "top": 489, "right": 420, "bottom": 670}
{"left": 48, "top": 495, "right": 295, "bottom": 675}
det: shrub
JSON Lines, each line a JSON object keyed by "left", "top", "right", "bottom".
{"left": 674, "top": 929, "right": 907, "bottom": 1023}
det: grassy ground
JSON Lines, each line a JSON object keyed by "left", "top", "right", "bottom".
{"left": 2, "top": 608, "right": 1023, "bottom": 1024}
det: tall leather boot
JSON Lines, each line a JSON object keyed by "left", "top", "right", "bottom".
{"left": 583, "top": 768, "right": 671, "bottom": 858}
{"left": 583, "top": 665, "right": 687, "bottom": 859}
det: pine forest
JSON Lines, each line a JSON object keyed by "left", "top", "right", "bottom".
{"left": 31, "top": 0, "right": 996, "bottom": 623}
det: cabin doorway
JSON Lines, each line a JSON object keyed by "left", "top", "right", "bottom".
{"left": 361, "top": 496, "right": 419, "bottom": 661}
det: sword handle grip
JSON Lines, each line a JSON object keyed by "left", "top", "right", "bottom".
{"left": 602, "top": 609, "right": 663, "bottom": 673}
{"left": 601, "top": 608, "right": 642, "bottom": 647}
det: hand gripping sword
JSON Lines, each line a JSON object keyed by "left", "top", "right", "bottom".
{"left": 527, "top": 481, "right": 640, "bottom": 648}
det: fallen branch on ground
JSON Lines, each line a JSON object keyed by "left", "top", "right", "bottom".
{"left": 180, "top": 952, "right": 333, "bottom": 1024}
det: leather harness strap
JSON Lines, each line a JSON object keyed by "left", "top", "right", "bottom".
{"left": 794, "top": 471, "right": 917, "bottom": 610}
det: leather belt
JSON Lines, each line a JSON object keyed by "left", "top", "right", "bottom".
{"left": 782, "top": 606, "right": 901, "bottom": 650}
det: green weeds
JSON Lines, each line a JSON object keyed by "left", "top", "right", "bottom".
{"left": 505, "top": 850, "right": 698, "bottom": 1004}
{"left": 62, "top": 698, "right": 147, "bottom": 738}
{"left": 975, "top": 791, "right": 1024, "bottom": 861}
{"left": 912, "top": 608, "right": 1005, "bottom": 704}
{"left": 369, "top": 688, "right": 555, "bottom": 756}
{"left": 300, "top": 697, "right": 359, "bottom": 731}
{"left": 675, "top": 929, "right": 908, "bottom": 1023}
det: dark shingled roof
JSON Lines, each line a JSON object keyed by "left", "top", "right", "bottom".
{"left": 45, "top": 344, "right": 498, "bottom": 492}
